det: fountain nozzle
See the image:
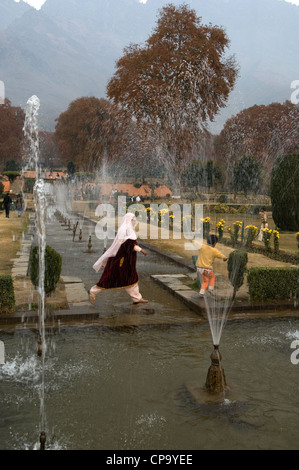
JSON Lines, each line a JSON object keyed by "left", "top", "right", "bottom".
{"left": 37, "top": 339, "right": 43, "bottom": 357}
{"left": 40, "top": 431, "right": 46, "bottom": 450}
{"left": 205, "top": 345, "right": 228, "bottom": 394}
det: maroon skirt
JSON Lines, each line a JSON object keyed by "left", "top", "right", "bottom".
{"left": 96, "top": 239, "right": 138, "bottom": 289}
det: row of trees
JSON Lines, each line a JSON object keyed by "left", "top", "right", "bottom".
{"left": 0, "top": 99, "right": 61, "bottom": 171}
{"left": 0, "top": 4, "right": 298, "bottom": 201}
{"left": 52, "top": 4, "right": 299, "bottom": 195}
{"left": 0, "top": 99, "right": 25, "bottom": 166}
{"left": 214, "top": 101, "right": 299, "bottom": 191}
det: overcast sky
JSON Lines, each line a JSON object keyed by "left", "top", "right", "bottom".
{"left": 13, "top": 0, "right": 299, "bottom": 10}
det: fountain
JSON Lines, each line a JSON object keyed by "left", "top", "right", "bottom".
{"left": 22, "top": 95, "right": 48, "bottom": 449}
{"left": 204, "top": 345, "right": 228, "bottom": 394}
{"left": 185, "top": 258, "right": 240, "bottom": 402}
{"left": 0, "top": 340, "right": 4, "bottom": 365}
{"left": 72, "top": 221, "right": 78, "bottom": 242}
{"left": 82, "top": 234, "right": 96, "bottom": 254}
{"left": 203, "top": 295, "right": 233, "bottom": 395}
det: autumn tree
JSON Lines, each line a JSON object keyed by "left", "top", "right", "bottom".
{"left": 107, "top": 4, "right": 238, "bottom": 189}
{"left": 214, "top": 101, "right": 299, "bottom": 191}
{"left": 0, "top": 99, "right": 25, "bottom": 169}
{"left": 39, "top": 131, "right": 62, "bottom": 169}
{"left": 55, "top": 97, "right": 125, "bottom": 171}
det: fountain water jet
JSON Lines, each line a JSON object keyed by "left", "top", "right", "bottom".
{"left": 185, "top": 285, "right": 242, "bottom": 403}
{"left": 23, "top": 95, "right": 48, "bottom": 449}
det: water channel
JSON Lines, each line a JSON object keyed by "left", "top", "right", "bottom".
{"left": 1, "top": 212, "right": 299, "bottom": 450}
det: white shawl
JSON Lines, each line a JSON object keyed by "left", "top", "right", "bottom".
{"left": 92, "top": 212, "right": 137, "bottom": 272}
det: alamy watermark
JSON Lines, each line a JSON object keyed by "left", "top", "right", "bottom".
{"left": 290, "top": 80, "right": 299, "bottom": 105}
{"left": 94, "top": 196, "right": 204, "bottom": 251}
{"left": 290, "top": 340, "right": 299, "bottom": 365}
{"left": 0, "top": 80, "right": 5, "bottom": 105}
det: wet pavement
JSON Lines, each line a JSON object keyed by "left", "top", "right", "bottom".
{"left": 3, "top": 212, "right": 202, "bottom": 328}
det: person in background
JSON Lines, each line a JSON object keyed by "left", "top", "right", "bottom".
{"left": 193, "top": 234, "right": 227, "bottom": 297}
{"left": 3, "top": 192, "right": 12, "bottom": 218}
{"left": 260, "top": 208, "right": 268, "bottom": 229}
{"left": 16, "top": 194, "right": 24, "bottom": 217}
{"left": 258, "top": 207, "right": 268, "bottom": 241}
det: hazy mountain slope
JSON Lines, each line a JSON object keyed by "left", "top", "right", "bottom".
{"left": 0, "top": 0, "right": 31, "bottom": 29}
{"left": 0, "top": 0, "right": 298, "bottom": 132}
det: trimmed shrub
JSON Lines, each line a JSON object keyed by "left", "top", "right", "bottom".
{"left": 24, "top": 178, "right": 35, "bottom": 194}
{"left": 227, "top": 249, "right": 248, "bottom": 300}
{"left": 218, "top": 194, "right": 228, "bottom": 204}
{"left": 30, "top": 245, "right": 62, "bottom": 295}
{"left": 270, "top": 154, "right": 299, "bottom": 231}
{"left": 247, "top": 267, "right": 299, "bottom": 301}
{"left": 0, "top": 275, "right": 15, "bottom": 313}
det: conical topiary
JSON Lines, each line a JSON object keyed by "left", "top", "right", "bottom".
{"left": 270, "top": 154, "right": 299, "bottom": 231}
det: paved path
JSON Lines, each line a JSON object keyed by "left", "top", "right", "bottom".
{"left": 3, "top": 212, "right": 298, "bottom": 327}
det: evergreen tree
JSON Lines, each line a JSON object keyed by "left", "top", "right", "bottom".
{"left": 270, "top": 154, "right": 299, "bottom": 231}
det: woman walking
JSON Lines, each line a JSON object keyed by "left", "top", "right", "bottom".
{"left": 89, "top": 212, "right": 148, "bottom": 305}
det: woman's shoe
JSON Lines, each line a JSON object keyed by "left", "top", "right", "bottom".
{"left": 133, "top": 298, "right": 148, "bottom": 304}
{"left": 88, "top": 290, "right": 96, "bottom": 305}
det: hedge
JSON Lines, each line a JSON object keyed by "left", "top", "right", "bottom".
{"left": 29, "top": 245, "right": 62, "bottom": 296}
{"left": 247, "top": 267, "right": 299, "bottom": 301}
{"left": 0, "top": 275, "right": 15, "bottom": 313}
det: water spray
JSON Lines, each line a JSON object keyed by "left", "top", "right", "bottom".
{"left": 23, "top": 95, "right": 47, "bottom": 450}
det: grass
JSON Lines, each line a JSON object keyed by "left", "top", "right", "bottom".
{"left": 206, "top": 211, "right": 298, "bottom": 254}
{"left": 0, "top": 209, "right": 29, "bottom": 276}
{"left": 0, "top": 200, "right": 68, "bottom": 312}
{"left": 74, "top": 198, "right": 299, "bottom": 261}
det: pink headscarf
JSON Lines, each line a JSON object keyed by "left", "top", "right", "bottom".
{"left": 92, "top": 213, "right": 137, "bottom": 272}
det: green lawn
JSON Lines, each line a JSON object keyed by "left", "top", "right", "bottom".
{"left": 205, "top": 210, "right": 298, "bottom": 254}
{"left": 72, "top": 199, "right": 299, "bottom": 256}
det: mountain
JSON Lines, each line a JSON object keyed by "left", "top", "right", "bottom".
{"left": 0, "top": 0, "right": 298, "bottom": 133}
{"left": 0, "top": 0, "right": 31, "bottom": 28}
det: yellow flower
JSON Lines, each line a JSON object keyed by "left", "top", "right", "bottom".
{"left": 273, "top": 230, "right": 279, "bottom": 238}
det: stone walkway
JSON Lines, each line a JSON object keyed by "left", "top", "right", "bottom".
{"left": 2, "top": 213, "right": 298, "bottom": 327}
